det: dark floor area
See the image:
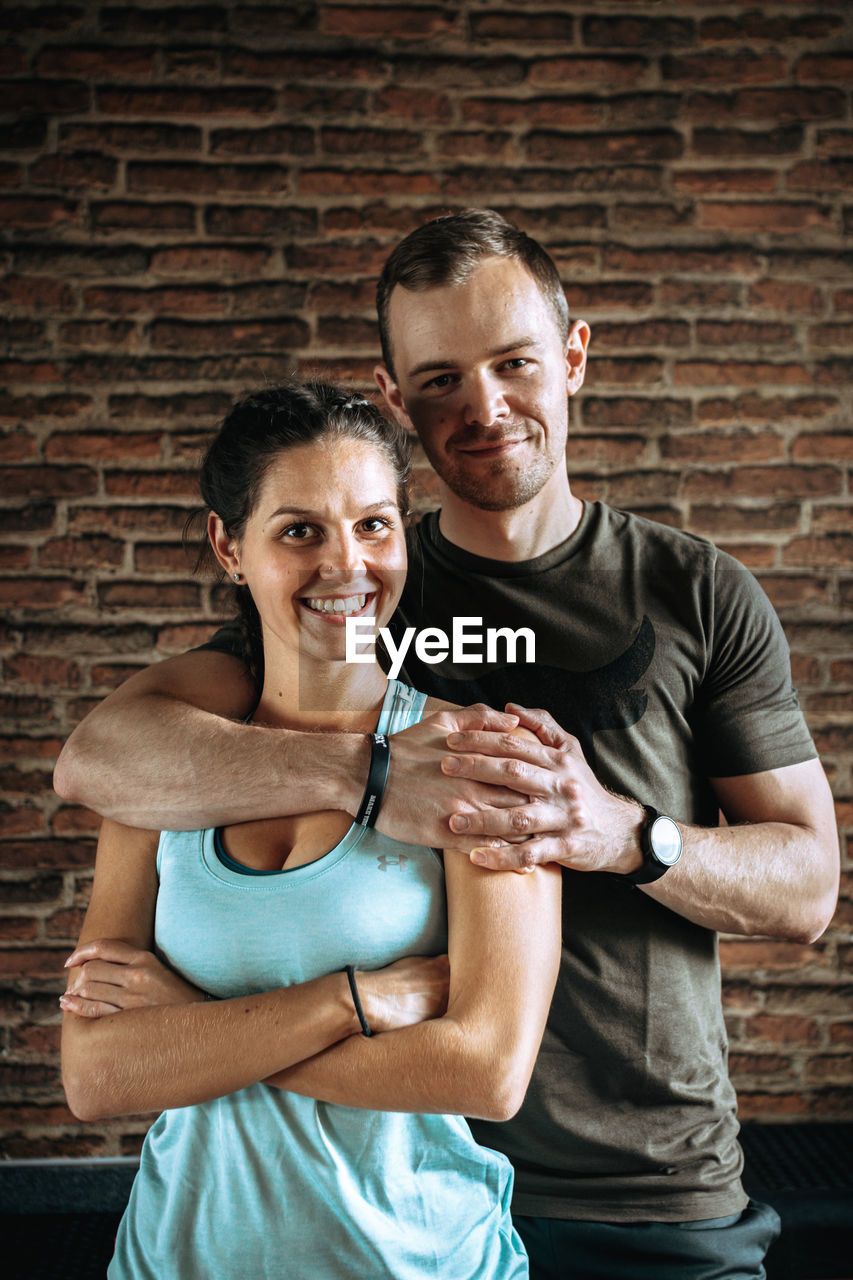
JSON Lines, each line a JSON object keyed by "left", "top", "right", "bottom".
{"left": 1, "top": 1124, "right": 851, "bottom": 1279}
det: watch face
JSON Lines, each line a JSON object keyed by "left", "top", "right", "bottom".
{"left": 649, "top": 815, "right": 682, "bottom": 865}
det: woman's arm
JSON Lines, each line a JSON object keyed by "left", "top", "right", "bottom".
{"left": 61, "top": 819, "right": 448, "bottom": 1122}
{"left": 266, "top": 849, "right": 563, "bottom": 1122}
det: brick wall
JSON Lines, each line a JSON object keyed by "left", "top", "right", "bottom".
{"left": 1, "top": 1, "right": 851, "bottom": 1158}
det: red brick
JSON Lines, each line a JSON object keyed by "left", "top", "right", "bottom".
{"left": 0, "top": 196, "right": 81, "bottom": 228}
{"left": 0, "top": 579, "right": 85, "bottom": 610}
{"left": 59, "top": 121, "right": 202, "bottom": 152}
{"left": 759, "top": 576, "right": 832, "bottom": 610}
{"left": 686, "top": 466, "right": 840, "bottom": 500}
{"left": 44, "top": 432, "right": 162, "bottom": 462}
{"left": 673, "top": 168, "right": 778, "bottom": 195}
{"left": 0, "top": 467, "right": 97, "bottom": 499}
{"left": 132, "top": 542, "right": 193, "bottom": 572}
{"left": 796, "top": 54, "right": 853, "bottom": 84}
{"left": 50, "top": 807, "right": 100, "bottom": 838}
{"left": 0, "top": 807, "right": 46, "bottom": 836}
{"left": 128, "top": 161, "right": 289, "bottom": 196}
{"left": 580, "top": 398, "right": 691, "bottom": 429}
{"left": 89, "top": 662, "right": 145, "bottom": 689}
{"left": 299, "top": 168, "right": 441, "bottom": 197}
{"left": 586, "top": 357, "right": 665, "bottom": 387}
{"left": 784, "top": 536, "right": 853, "bottom": 568}
{"left": 792, "top": 433, "right": 853, "bottom": 461}
{"left": 0, "top": 431, "right": 35, "bottom": 463}
{"left": 204, "top": 205, "right": 316, "bottom": 238}
{"left": 0, "top": 545, "right": 31, "bottom": 569}
{"left": 811, "top": 324, "right": 853, "bottom": 351}
{"left": 527, "top": 130, "right": 683, "bottom": 164}
{"left": 149, "top": 318, "right": 309, "bottom": 353}
{"left": 374, "top": 87, "right": 452, "bottom": 122}
{"left": 0, "top": 78, "right": 90, "bottom": 114}
{"left": 68, "top": 505, "right": 187, "bottom": 536}
{"left": 100, "top": 4, "right": 227, "bottom": 35}
{"left": 584, "top": 14, "right": 693, "bottom": 48}
{"left": 30, "top": 152, "right": 118, "bottom": 189}
{"left": 97, "top": 581, "right": 201, "bottom": 609}
{"left": 0, "top": 393, "right": 92, "bottom": 422}
{"left": 662, "top": 53, "right": 786, "bottom": 85}
{"left": 696, "top": 321, "right": 795, "bottom": 347}
{"left": 604, "top": 245, "right": 759, "bottom": 276}
{"left": 0, "top": 276, "right": 75, "bottom": 311}
{"left": 209, "top": 126, "right": 314, "bottom": 157}
{"left": 749, "top": 281, "right": 824, "bottom": 313}
{"left": 435, "top": 131, "right": 516, "bottom": 162}
{"left": 592, "top": 321, "right": 690, "bottom": 350}
{"left": 699, "top": 202, "right": 832, "bottom": 233}
{"left": 106, "top": 472, "right": 198, "bottom": 500}
{"left": 788, "top": 160, "right": 853, "bottom": 192}
{"left": 323, "top": 5, "right": 459, "bottom": 39}
{"left": 721, "top": 940, "right": 828, "bottom": 970}
{"left": 97, "top": 85, "right": 275, "bottom": 117}
{"left": 611, "top": 203, "right": 693, "bottom": 231}
{"left": 5, "top": 654, "right": 82, "bottom": 688}
{"left": 39, "top": 535, "right": 126, "bottom": 570}
{"left": 661, "top": 430, "right": 783, "bottom": 464}
{"left": 91, "top": 201, "right": 195, "bottom": 232}
{"left": 736, "top": 1093, "right": 810, "bottom": 1120}
{"left": 149, "top": 245, "right": 272, "bottom": 275}
{"left": 528, "top": 56, "right": 649, "bottom": 87}
{"left": 674, "top": 362, "right": 809, "bottom": 388}
{"left": 35, "top": 42, "right": 154, "bottom": 76}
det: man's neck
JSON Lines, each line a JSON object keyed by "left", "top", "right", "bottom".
{"left": 436, "top": 473, "right": 583, "bottom": 562}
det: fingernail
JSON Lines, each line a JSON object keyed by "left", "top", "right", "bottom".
{"left": 442, "top": 756, "right": 460, "bottom": 774}
{"left": 449, "top": 814, "right": 469, "bottom": 832}
{"left": 471, "top": 852, "right": 487, "bottom": 866}
{"left": 446, "top": 733, "right": 463, "bottom": 747}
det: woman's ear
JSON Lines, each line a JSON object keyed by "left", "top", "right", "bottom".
{"left": 208, "top": 512, "right": 239, "bottom": 579}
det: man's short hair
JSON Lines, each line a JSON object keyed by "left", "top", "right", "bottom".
{"left": 376, "top": 208, "right": 570, "bottom": 378}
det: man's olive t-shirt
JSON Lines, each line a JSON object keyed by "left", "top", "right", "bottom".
{"left": 203, "top": 501, "right": 816, "bottom": 1223}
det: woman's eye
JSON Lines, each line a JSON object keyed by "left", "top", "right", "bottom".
{"left": 361, "top": 517, "right": 392, "bottom": 534}
{"left": 282, "top": 522, "right": 319, "bottom": 540}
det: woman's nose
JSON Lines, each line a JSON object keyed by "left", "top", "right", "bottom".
{"left": 317, "top": 533, "right": 364, "bottom": 579}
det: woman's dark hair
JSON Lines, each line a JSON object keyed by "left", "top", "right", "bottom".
{"left": 192, "top": 381, "right": 412, "bottom": 691}
{"left": 376, "top": 208, "right": 570, "bottom": 379}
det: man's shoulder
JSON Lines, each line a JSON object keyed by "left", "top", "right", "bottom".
{"left": 594, "top": 502, "right": 720, "bottom": 571}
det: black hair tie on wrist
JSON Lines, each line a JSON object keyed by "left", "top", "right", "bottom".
{"left": 355, "top": 732, "right": 390, "bottom": 828}
{"left": 344, "top": 964, "right": 373, "bottom": 1037}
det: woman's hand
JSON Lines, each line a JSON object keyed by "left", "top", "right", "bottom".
{"left": 61, "top": 938, "right": 206, "bottom": 1019}
{"left": 356, "top": 955, "right": 450, "bottom": 1034}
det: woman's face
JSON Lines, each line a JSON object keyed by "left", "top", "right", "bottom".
{"left": 210, "top": 435, "right": 407, "bottom": 667}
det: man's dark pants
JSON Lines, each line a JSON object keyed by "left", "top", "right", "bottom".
{"left": 515, "top": 1201, "right": 781, "bottom": 1280}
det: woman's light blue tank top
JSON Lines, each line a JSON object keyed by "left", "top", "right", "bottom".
{"left": 109, "top": 680, "right": 527, "bottom": 1279}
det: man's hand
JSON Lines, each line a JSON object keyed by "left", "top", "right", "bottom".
{"left": 60, "top": 938, "right": 206, "bottom": 1018}
{"left": 439, "top": 703, "right": 645, "bottom": 873}
{"left": 376, "top": 703, "right": 527, "bottom": 848}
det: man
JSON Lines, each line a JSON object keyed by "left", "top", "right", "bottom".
{"left": 56, "top": 209, "right": 839, "bottom": 1279}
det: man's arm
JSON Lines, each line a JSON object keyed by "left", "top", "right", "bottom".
{"left": 435, "top": 707, "right": 839, "bottom": 944}
{"left": 53, "top": 649, "right": 523, "bottom": 838}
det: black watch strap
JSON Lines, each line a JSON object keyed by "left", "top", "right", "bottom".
{"left": 622, "top": 805, "right": 683, "bottom": 885}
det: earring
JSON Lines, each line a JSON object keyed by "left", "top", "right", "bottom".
{"left": 232, "top": 572, "right": 241, "bottom": 583}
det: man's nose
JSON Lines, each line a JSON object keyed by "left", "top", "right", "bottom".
{"left": 462, "top": 372, "right": 509, "bottom": 427}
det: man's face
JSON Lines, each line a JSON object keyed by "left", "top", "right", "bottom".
{"left": 375, "top": 256, "right": 588, "bottom": 513}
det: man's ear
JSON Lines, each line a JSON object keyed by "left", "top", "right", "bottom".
{"left": 208, "top": 512, "right": 239, "bottom": 578}
{"left": 374, "top": 363, "right": 414, "bottom": 431}
{"left": 565, "top": 320, "right": 590, "bottom": 397}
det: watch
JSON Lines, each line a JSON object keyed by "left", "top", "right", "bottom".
{"left": 622, "top": 805, "right": 683, "bottom": 884}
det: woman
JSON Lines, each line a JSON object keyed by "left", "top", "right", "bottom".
{"left": 60, "top": 382, "right": 562, "bottom": 1279}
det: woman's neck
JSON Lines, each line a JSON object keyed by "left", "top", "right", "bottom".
{"left": 252, "top": 649, "right": 389, "bottom": 733}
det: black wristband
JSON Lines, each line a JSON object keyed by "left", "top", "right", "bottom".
{"left": 355, "top": 731, "right": 390, "bottom": 828}
{"left": 344, "top": 964, "right": 373, "bottom": 1037}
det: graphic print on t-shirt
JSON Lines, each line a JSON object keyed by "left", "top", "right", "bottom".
{"left": 411, "top": 615, "right": 655, "bottom": 761}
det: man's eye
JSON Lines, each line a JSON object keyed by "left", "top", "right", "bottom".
{"left": 424, "top": 373, "right": 455, "bottom": 390}
{"left": 503, "top": 358, "right": 529, "bottom": 370}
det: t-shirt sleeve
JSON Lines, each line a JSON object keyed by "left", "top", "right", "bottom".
{"left": 692, "top": 551, "right": 816, "bottom": 777}
{"left": 194, "top": 619, "right": 244, "bottom": 658}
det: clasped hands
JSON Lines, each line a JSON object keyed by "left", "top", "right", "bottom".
{"left": 383, "top": 702, "right": 644, "bottom": 875}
